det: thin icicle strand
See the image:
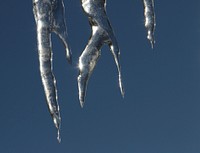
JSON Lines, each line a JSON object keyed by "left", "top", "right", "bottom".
{"left": 33, "top": 0, "right": 71, "bottom": 142}
{"left": 143, "top": 0, "right": 156, "bottom": 48}
{"left": 78, "top": 0, "right": 125, "bottom": 107}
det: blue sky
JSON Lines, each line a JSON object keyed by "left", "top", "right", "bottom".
{"left": 0, "top": 0, "right": 200, "bottom": 153}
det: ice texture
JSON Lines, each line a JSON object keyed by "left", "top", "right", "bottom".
{"left": 33, "top": 0, "right": 71, "bottom": 142}
{"left": 142, "top": 0, "right": 156, "bottom": 48}
{"left": 78, "top": 0, "right": 125, "bottom": 107}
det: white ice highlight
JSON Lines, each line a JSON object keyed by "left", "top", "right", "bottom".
{"left": 33, "top": 0, "right": 71, "bottom": 142}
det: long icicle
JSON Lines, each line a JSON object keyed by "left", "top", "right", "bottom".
{"left": 78, "top": 0, "right": 124, "bottom": 107}
{"left": 33, "top": 0, "right": 71, "bottom": 142}
{"left": 142, "top": 0, "right": 156, "bottom": 48}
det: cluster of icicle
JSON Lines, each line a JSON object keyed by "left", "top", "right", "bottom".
{"left": 32, "top": 0, "right": 155, "bottom": 142}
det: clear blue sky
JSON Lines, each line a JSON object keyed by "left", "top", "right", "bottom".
{"left": 0, "top": 0, "right": 200, "bottom": 153}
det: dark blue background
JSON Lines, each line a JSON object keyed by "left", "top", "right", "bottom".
{"left": 0, "top": 0, "right": 200, "bottom": 153}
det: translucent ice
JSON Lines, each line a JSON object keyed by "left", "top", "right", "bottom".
{"left": 33, "top": 0, "right": 71, "bottom": 142}
{"left": 78, "top": 0, "right": 125, "bottom": 107}
{"left": 142, "top": 0, "right": 156, "bottom": 48}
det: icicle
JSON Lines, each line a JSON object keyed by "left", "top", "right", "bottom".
{"left": 142, "top": 0, "right": 156, "bottom": 48}
{"left": 78, "top": 0, "right": 125, "bottom": 107}
{"left": 33, "top": 0, "right": 71, "bottom": 142}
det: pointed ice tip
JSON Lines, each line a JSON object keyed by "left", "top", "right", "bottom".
{"left": 119, "top": 76, "right": 125, "bottom": 98}
{"left": 66, "top": 49, "right": 72, "bottom": 64}
{"left": 66, "top": 54, "right": 72, "bottom": 64}
{"left": 150, "top": 41, "right": 154, "bottom": 49}
{"left": 120, "top": 86, "right": 125, "bottom": 98}
{"left": 80, "top": 100, "right": 84, "bottom": 108}
{"left": 121, "top": 90, "right": 125, "bottom": 98}
{"left": 57, "top": 138, "right": 61, "bottom": 143}
{"left": 57, "top": 130, "right": 61, "bottom": 143}
{"left": 150, "top": 40, "right": 155, "bottom": 49}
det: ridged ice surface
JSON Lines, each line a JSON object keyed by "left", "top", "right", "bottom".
{"left": 33, "top": 0, "right": 71, "bottom": 142}
{"left": 78, "top": 0, "right": 125, "bottom": 107}
{"left": 143, "top": 0, "right": 156, "bottom": 48}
